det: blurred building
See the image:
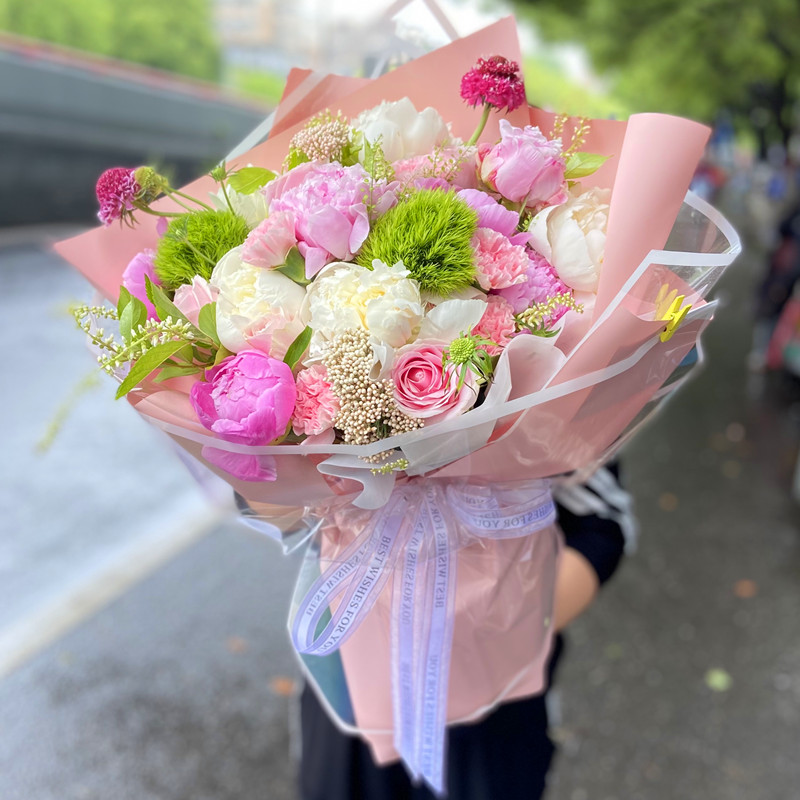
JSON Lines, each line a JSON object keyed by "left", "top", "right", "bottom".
{"left": 214, "top": 0, "right": 359, "bottom": 76}
{"left": 0, "top": 34, "right": 267, "bottom": 225}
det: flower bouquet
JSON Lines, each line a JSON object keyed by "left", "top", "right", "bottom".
{"left": 56, "top": 17, "right": 740, "bottom": 794}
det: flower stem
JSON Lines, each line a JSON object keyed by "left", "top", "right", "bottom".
{"left": 466, "top": 104, "right": 492, "bottom": 147}
{"left": 170, "top": 189, "right": 215, "bottom": 212}
{"left": 219, "top": 180, "right": 236, "bottom": 215}
{"left": 137, "top": 206, "right": 183, "bottom": 219}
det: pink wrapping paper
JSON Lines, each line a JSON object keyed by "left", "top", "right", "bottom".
{"left": 329, "top": 517, "right": 561, "bottom": 764}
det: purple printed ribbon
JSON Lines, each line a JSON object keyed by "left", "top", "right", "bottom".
{"left": 291, "top": 479, "right": 555, "bottom": 795}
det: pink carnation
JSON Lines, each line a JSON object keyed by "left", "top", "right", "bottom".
{"left": 242, "top": 211, "right": 297, "bottom": 268}
{"left": 292, "top": 365, "right": 341, "bottom": 437}
{"left": 460, "top": 56, "right": 526, "bottom": 112}
{"left": 96, "top": 167, "right": 140, "bottom": 226}
{"left": 263, "top": 162, "right": 397, "bottom": 278}
{"left": 496, "top": 250, "right": 573, "bottom": 326}
{"left": 472, "top": 227, "right": 529, "bottom": 291}
{"left": 472, "top": 295, "right": 516, "bottom": 356}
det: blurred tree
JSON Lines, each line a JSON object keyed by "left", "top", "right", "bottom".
{"left": 109, "top": 0, "right": 220, "bottom": 81}
{"left": 0, "top": 0, "right": 219, "bottom": 81}
{"left": 0, "top": 0, "right": 113, "bottom": 53}
{"left": 515, "top": 0, "right": 800, "bottom": 154}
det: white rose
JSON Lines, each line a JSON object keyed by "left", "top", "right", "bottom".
{"left": 352, "top": 98, "right": 450, "bottom": 162}
{"left": 211, "top": 246, "right": 305, "bottom": 358}
{"left": 209, "top": 185, "right": 268, "bottom": 229}
{"left": 529, "top": 187, "right": 610, "bottom": 293}
{"left": 304, "top": 259, "right": 424, "bottom": 357}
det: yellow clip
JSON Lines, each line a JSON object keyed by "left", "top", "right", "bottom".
{"left": 659, "top": 294, "right": 691, "bottom": 342}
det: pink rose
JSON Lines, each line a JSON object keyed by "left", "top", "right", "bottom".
{"left": 392, "top": 342, "right": 478, "bottom": 424}
{"left": 292, "top": 364, "right": 340, "bottom": 436}
{"left": 241, "top": 211, "right": 297, "bottom": 268}
{"left": 190, "top": 351, "right": 296, "bottom": 444}
{"left": 478, "top": 119, "right": 566, "bottom": 207}
{"left": 472, "top": 295, "right": 516, "bottom": 356}
{"left": 173, "top": 276, "right": 219, "bottom": 326}
{"left": 122, "top": 248, "right": 159, "bottom": 319}
{"left": 472, "top": 227, "right": 529, "bottom": 291}
{"left": 201, "top": 446, "right": 277, "bottom": 483}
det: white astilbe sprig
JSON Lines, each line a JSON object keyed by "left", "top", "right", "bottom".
{"left": 322, "top": 328, "right": 423, "bottom": 445}
{"left": 72, "top": 304, "right": 196, "bottom": 376}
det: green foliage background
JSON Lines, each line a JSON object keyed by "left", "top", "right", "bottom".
{"left": 0, "top": 0, "right": 220, "bottom": 80}
{"left": 514, "top": 0, "right": 800, "bottom": 148}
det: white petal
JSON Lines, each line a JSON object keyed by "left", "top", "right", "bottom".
{"left": 528, "top": 205, "right": 556, "bottom": 261}
{"left": 416, "top": 298, "right": 486, "bottom": 342}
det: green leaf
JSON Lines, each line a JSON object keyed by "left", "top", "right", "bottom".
{"left": 154, "top": 363, "right": 203, "bottom": 382}
{"left": 213, "top": 345, "right": 234, "bottom": 366}
{"left": 276, "top": 247, "right": 310, "bottom": 285}
{"left": 119, "top": 295, "right": 148, "bottom": 342}
{"left": 117, "top": 286, "right": 132, "bottom": 317}
{"left": 283, "top": 325, "right": 312, "bottom": 370}
{"left": 285, "top": 149, "right": 311, "bottom": 171}
{"left": 564, "top": 152, "right": 611, "bottom": 180}
{"left": 197, "top": 302, "right": 220, "bottom": 345}
{"left": 228, "top": 166, "right": 276, "bottom": 195}
{"left": 340, "top": 131, "right": 362, "bottom": 167}
{"left": 145, "top": 277, "right": 206, "bottom": 339}
{"left": 115, "top": 340, "right": 191, "bottom": 399}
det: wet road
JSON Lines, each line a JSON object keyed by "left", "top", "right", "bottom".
{"left": 1, "top": 208, "right": 798, "bottom": 799}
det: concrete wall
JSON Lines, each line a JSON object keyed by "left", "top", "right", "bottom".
{"left": 0, "top": 44, "right": 269, "bottom": 225}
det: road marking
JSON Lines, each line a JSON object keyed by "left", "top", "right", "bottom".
{"left": 0, "top": 503, "right": 226, "bottom": 681}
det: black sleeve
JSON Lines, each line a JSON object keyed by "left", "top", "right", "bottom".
{"left": 554, "top": 463, "right": 631, "bottom": 586}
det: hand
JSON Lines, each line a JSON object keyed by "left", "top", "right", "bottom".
{"left": 553, "top": 546, "right": 600, "bottom": 631}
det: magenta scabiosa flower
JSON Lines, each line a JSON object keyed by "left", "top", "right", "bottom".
{"left": 460, "top": 56, "right": 526, "bottom": 113}
{"left": 96, "top": 167, "right": 141, "bottom": 226}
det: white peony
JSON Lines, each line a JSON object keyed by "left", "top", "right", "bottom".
{"left": 210, "top": 246, "right": 305, "bottom": 359}
{"left": 304, "top": 259, "right": 424, "bottom": 358}
{"left": 352, "top": 98, "right": 451, "bottom": 163}
{"left": 209, "top": 185, "right": 268, "bottom": 230}
{"left": 528, "top": 187, "right": 611, "bottom": 293}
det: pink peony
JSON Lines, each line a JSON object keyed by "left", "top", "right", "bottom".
{"left": 292, "top": 364, "right": 340, "bottom": 436}
{"left": 392, "top": 341, "right": 478, "bottom": 424}
{"left": 96, "top": 167, "right": 140, "bottom": 226}
{"left": 496, "top": 250, "right": 573, "bottom": 326}
{"left": 241, "top": 211, "right": 297, "bottom": 269}
{"left": 477, "top": 120, "right": 566, "bottom": 207}
{"left": 190, "top": 350, "right": 296, "bottom": 445}
{"left": 263, "top": 162, "right": 398, "bottom": 278}
{"left": 472, "top": 295, "right": 516, "bottom": 356}
{"left": 460, "top": 56, "right": 526, "bottom": 112}
{"left": 122, "top": 248, "right": 159, "bottom": 319}
{"left": 472, "top": 227, "right": 529, "bottom": 291}
{"left": 173, "top": 275, "right": 219, "bottom": 326}
{"left": 201, "top": 446, "right": 277, "bottom": 482}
